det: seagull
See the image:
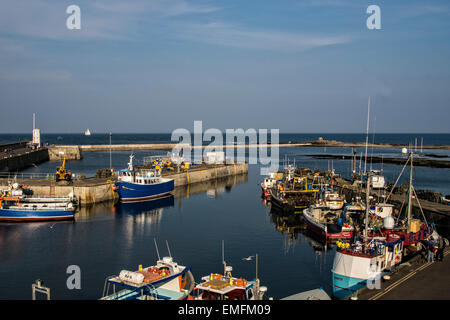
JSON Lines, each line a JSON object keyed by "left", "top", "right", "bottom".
{"left": 49, "top": 223, "right": 56, "bottom": 229}
{"left": 242, "top": 255, "right": 254, "bottom": 261}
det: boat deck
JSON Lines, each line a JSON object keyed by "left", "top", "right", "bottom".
{"left": 102, "top": 287, "right": 186, "bottom": 300}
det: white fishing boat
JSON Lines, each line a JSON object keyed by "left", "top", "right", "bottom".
{"left": 101, "top": 241, "right": 194, "bottom": 300}
{"left": 369, "top": 170, "right": 386, "bottom": 189}
{"left": 323, "top": 190, "right": 345, "bottom": 210}
{"left": 281, "top": 288, "right": 331, "bottom": 300}
{"left": 331, "top": 153, "right": 434, "bottom": 299}
{"left": 0, "top": 183, "right": 77, "bottom": 221}
{"left": 191, "top": 242, "right": 269, "bottom": 300}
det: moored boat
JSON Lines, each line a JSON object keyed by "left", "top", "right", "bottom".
{"left": 0, "top": 184, "right": 76, "bottom": 222}
{"left": 303, "top": 204, "right": 354, "bottom": 240}
{"left": 331, "top": 153, "right": 434, "bottom": 299}
{"left": 115, "top": 155, "right": 174, "bottom": 202}
{"left": 323, "top": 190, "right": 345, "bottom": 210}
{"left": 191, "top": 243, "right": 269, "bottom": 300}
{"left": 101, "top": 243, "right": 194, "bottom": 300}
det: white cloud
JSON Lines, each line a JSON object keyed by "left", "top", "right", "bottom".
{"left": 92, "top": 0, "right": 221, "bottom": 16}
{"left": 174, "top": 22, "right": 353, "bottom": 52}
{"left": 0, "top": 0, "right": 221, "bottom": 41}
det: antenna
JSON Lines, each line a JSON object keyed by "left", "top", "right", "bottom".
{"left": 166, "top": 240, "right": 172, "bottom": 258}
{"left": 222, "top": 240, "right": 226, "bottom": 275}
{"left": 364, "top": 97, "right": 370, "bottom": 175}
{"left": 154, "top": 238, "right": 161, "bottom": 261}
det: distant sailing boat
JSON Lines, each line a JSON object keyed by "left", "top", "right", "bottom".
{"left": 85, "top": 128, "right": 91, "bottom": 136}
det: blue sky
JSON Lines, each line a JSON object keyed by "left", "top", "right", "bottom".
{"left": 0, "top": 0, "right": 449, "bottom": 133}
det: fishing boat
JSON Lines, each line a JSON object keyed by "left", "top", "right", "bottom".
{"left": 0, "top": 183, "right": 76, "bottom": 222}
{"left": 84, "top": 128, "right": 91, "bottom": 136}
{"left": 101, "top": 241, "right": 194, "bottom": 300}
{"left": 331, "top": 153, "right": 434, "bottom": 299}
{"left": 260, "top": 172, "right": 277, "bottom": 200}
{"left": 369, "top": 170, "right": 386, "bottom": 189}
{"left": 303, "top": 204, "right": 354, "bottom": 240}
{"left": 191, "top": 242, "right": 269, "bottom": 300}
{"left": 323, "top": 190, "right": 345, "bottom": 210}
{"left": 269, "top": 173, "right": 319, "bottom": 214}
{"left": 281, "top": 288, "right": 331, "bottom": 300}
{"left": 115, "top": 155, "right": 174, "bottom": 202}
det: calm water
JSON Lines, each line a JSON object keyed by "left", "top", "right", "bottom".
{"left": 0, "top": 134, "right": 449, "bottom": 300}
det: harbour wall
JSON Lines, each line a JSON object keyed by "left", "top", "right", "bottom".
{"left": 164, "top": 162, "right": 248, "bottom": 187}
{"left": 47, "top": 145, "right": 83, "bottom": 160}
{"left": 0, "top": 178, "right": 116, "bottom": 206}
{"left": 0, "top": 148, "right": 49, "bottom": 173}
{"left": 0, "top": 163, "right": 248, "bottom": 206}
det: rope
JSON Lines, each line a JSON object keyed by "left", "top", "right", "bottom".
{"left": 384, "top": 155, "right": 410, "bottom": 204}
{"left": 412, "top": 185, "right": 428, "bottom": 228}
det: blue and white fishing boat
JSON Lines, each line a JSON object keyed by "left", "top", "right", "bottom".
{"left": 100, "top": 242, "right": 195, "bottom": 300}
{"left": 115, "top": 155, "right": 174, "bottom": 202}
{"left": 0, "top": 183, "right": 76, "bottom": 222}
{"left": 331, "top": 153, "right": 433, "bottom": 299}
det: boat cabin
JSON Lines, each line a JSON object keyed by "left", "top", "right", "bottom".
{"left": 193, "top": 266, "right": 266, "bottom": 301}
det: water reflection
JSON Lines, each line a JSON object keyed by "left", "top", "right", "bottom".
{"left": 172, "top": 173, "right": 248, "bottom": 200}
{"left": 265, "top": 200, "right": 335, "bottom": 268}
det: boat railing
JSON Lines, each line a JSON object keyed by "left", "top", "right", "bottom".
{"left": 0, "top": 172, "right": 56, "bottom": 180}
{"left": 101, "top": 275, "right": 117, "bottom": 299}
{"left": 145, "top": 283, "right": 158, "bottom": 300}
{"left": 337, "top": 246, "right": 382, "bottom": 258}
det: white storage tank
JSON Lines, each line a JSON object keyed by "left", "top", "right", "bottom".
{"left": 206, "top": 151, "right": 225, "bottom": 164}
{"left": 119, "top": 270, "right": 144, "bottom": 285}
{"left": 383, "top": 216, "right": 395, "bottom": 230}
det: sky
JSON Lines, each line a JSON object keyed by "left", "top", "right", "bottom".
{"left": 0, "top": 0, "right": 449, "bottom": 134}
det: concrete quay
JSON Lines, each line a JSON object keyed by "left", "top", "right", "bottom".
{"left": 0, "top": 177, "right": 117, "bottom": 206}
{"left": 0, "top": 162, "right": 248, "bottom": 206}
{"left": 355, "top": 248, "right": 450, "bottom": 300}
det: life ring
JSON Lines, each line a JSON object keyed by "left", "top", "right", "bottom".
{"left": 394, "top": 256, "right": 401, "bottom": 265}
{"left": 210, "top": 273, "right": 222, "bottom": 281}
{"left": 234, "top": 278, "right": 247, "bottom": 287}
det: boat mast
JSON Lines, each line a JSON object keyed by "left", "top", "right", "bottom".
{"left": 255, "top": 253, "right": 260, "bottom": 299}
{"left": 406, "top": 152, "right": 414, "bottom": 232}
{"left": 364, "top": 97, "right": 370, "bottom": 175}
{"left": 154, "top": 238, "right": 161, "bottom": 261}
{"left": 222, "top": 240, "right": 226, "bottom": 276}
{"left": 364, "top": 172, "right": 371, "bottom": 244}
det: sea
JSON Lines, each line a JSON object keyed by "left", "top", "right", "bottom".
{"left": 0, "top": 133, "right": 449, "bottom": 300}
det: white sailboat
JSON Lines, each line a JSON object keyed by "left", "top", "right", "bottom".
{"left": 84, "top": 128, "right": 91, "bottom": 136}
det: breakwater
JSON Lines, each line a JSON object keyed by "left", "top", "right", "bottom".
{"left": 0, "top": 141, "right": 49, "bottom": 173}
{"left": 309, "top": 154, "right": 450, "bottom": 168}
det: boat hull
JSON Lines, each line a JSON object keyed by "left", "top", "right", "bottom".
{"left": 0, "top": 208, "right": 75, "bottom": 222}
{"left": 116, "top": 179, "right": 174, "bottom": 202}
{"left": 332, "top": 272, "right": 367, "bottom": 299}
{"left": 303, "top": 208, "right": 353, "bottom": 240}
